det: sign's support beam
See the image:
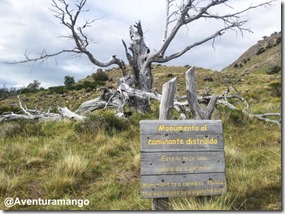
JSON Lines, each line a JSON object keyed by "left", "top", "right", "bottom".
{"left": 152, "top": 78, "right": 176, "bottom": 210}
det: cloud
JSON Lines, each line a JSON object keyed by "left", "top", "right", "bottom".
{"left": 0, "top": 0, "right": 281, "bottom": 88}
{"left": 62, "top": 64, "right": 85, "bottom": 74}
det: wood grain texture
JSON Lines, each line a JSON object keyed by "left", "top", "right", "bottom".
{"left": 140, "top": 120, "right": 224, "bottom": 152}
{"left": 140, "top": 120, "right": 223, "bottom": 135}
{"left": 141, "top": 151, "right": 225, "bottom": 175}
{"left": 141, "top": 173, "right": 226, "bottom": 198}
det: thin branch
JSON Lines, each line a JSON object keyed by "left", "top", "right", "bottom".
{"left": 5, "top": 49, "right": 81, "bottom": 64}
{"left": 17, "top": 95, "right": 32, "bottom": 116}
{"left": 153, "top": 24, "right": 235, "bottom": 63}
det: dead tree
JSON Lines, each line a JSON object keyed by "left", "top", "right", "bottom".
{"left": 0, "top": 95, "right": 86, "bottom": 122}
{"left": 6, "top": 0, "right": 277, "bottom": 116}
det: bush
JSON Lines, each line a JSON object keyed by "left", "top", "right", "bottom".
{"left": 268, "top": 81, "right": 281, "bottom": 97}
{"left": 103, "top": 112, "right": 129, "bottom": 134}
{"left": 80, "top": 81, "right": 97, "bottom": 90}
{"left": 0, "top": 122, "right": 21, "bottom": 138}
{"left": 0, "top": 87, "right": 9, "bottom": 100}
{"left": 48, "top": 86, "right": 67, "bottom": 94}
{"left": 0, "top": 106, "right": 21, "bottom": 115}
{"left": 217, "top": 106, "right": 248, "bottom": 127}
{"left": 0, "top": 120, "right": 45, "bottom": 138}
{"left": 92, "top": 71, "right": 109, "bottom": 82}
{"left": 20, "top": 87, "right": 37, "bottom": 94}
{"left": 256, "top": 47, "right": 266, "bottom": 55}
{"left": 27, "top": 80, "right": 41, "bottom": 91}
{"left": 64, "top": 76, "right": 75, "bottom": 87}
{"left": 267, "top": 65, "right": 281, "bottom": 75}
{"left": 74, "top": 112, "right": 129, "bottom": 136}
{"left": 228, "top": 109, "right": 246, "bottom": 125}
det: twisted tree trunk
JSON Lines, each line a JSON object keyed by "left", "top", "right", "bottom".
{"left": 121, "top": 21, "right": 153, "bottom": 113}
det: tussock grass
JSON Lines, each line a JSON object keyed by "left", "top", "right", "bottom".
{"left": 170, "top": 195, "right": 236, "bottom": 210}
{"left": 0, "top": 170, "right": 21, "bottom": 196}
{"left": 55, "top": 153, "right": 89, "bottom": 177}
{"left": 44, "top": 174, "right": 76, "bottom": 198}
{"left": 43, "top": 151, "right": 90, "bottom": 198}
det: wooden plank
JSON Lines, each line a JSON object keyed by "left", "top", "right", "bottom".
{"left": 140, "top": 120, "right": 223, "bottom": 136}
{"left": 140, "top": 120, "right": 224, "bottom": 152}
{"left": 141, "top": 134, "right": 223, "bottom": 152}
{"left": 141, "top": 173, "right": 226, "bottom": 198}
{"left": 141, "top": 151, "right": 225, "bottom": 175}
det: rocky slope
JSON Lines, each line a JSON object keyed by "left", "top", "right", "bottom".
{"left": 227, "top": 31, "right": 281, "bottom": 70}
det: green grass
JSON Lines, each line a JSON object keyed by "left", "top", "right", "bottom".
{"left": 0, "top": 105, "right": 281, "bottom": 210}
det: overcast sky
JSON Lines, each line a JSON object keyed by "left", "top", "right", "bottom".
{"left": 0, "top": 0, "right": 282, "bottom": 88}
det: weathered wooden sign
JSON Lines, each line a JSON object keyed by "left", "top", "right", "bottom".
{"left": 140, "top": 120, "right": 226, "bottom": 198}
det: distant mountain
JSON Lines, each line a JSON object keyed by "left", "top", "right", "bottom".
{"left": 226, "top": 31, "right": 281, "bottom": 70}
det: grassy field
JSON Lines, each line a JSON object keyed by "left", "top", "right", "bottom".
{"left": 0, "top": 109, "right": 281, "bottom": 210}
{"left": 0, "top": 42, "right": 281, "bottom": 210}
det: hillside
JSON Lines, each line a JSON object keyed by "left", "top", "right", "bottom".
{"left": 0, "top": 33, "right": 282, "bottom": 210}
{"left": 228, "top": 31, "right": 281, "bottom": 69}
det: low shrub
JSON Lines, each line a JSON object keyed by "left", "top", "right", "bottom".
{"left": 268, "top": 81, "right": 281, "bottom": 97}
{"left": 217, "top": 106, "right": 248, "bottom": 127}
{"left": 71, "top": 81, "right": 97, "bottom": 91}
{"left": 74, "top": 112, "right": 129, "bottom": 136}
{"left": 92, "top": 71, "right": 109, "bottom": 82}
{"left": 256, "top": 47, "right": 266, "bottom": 55}
{"left": 267, "top": 65, "right": 281, "bottom": 75}
{"left": 47, "top": 86, "right": 67, "bottom": 94}
{"left": 0, "top": 106, "right": 21, "bottom": 115}
{"left": 0, "top": 120, "right": 45, "bottom": 138}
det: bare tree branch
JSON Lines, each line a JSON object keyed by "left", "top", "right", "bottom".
{"left": 6, "top": 49, "right": 82, "bottom": 64}
{"left": 162, "top": 0, "right": 176, "bottom": 43}
{"left": 149, "top": 0, "right": 276, "bottom": 64}
{"left": 153, "top": 23, "right": 236, "bottom": 63}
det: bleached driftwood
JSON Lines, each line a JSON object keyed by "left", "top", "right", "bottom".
{"left": 0, "top": 95, "right": 85, "bottom": 122}
{"left": 159, "top": 78, "right": 177, "bottom": 120}
{"left": 186, "top": 67, "right": 218, "bottom": 119}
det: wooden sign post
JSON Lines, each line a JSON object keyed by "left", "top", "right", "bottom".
{"left": 140, "top": 120, "right": 226, "bottom": 208}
